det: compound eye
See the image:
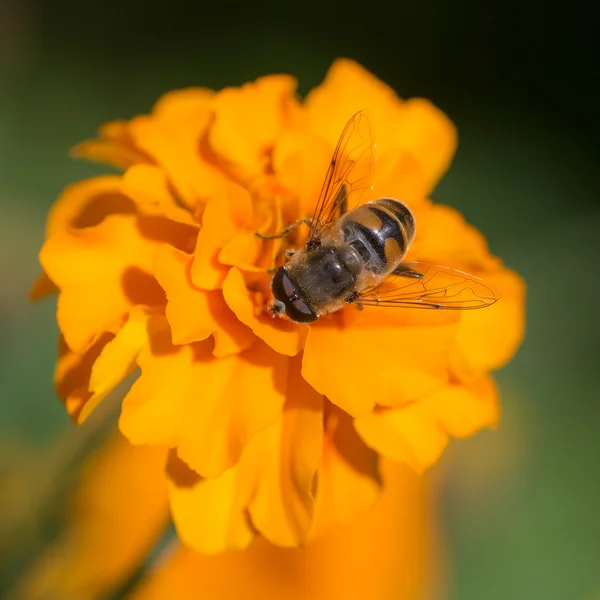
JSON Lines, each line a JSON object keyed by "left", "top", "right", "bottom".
{"left": 271, "top": 267, "right": 318, "bottom": 324}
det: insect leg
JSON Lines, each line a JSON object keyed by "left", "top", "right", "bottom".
{"left": 392, "top": 264, "right": 424, "bottom": 279}
{"left": 255, "top": 219, "right": 313, "bottom": 240}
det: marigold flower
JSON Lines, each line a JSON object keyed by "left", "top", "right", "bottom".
{"left": 34, "top": 58, "right": 525, "bottom": 553}
{"left": 15, "top": 433, "right": 441, "bottom": 600}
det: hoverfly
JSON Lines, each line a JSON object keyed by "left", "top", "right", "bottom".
{"left": 257, "top": 111, "right": 497, "bottom": 324}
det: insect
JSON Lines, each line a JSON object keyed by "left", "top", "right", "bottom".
{"left": 257, "top": 111, "right": 498, "bottom": 324}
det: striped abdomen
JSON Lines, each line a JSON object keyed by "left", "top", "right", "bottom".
{"left": 338, "top": 198, "right": 415, "bottom": 276}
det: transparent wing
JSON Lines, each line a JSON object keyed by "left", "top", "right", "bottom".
{"left": 356, "top": 262, "right": 499, "bottom": 310}
{"left": 308, "top": 111, "right": 375, "bottom": 243}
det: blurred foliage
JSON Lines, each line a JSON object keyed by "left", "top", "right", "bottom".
{"left": 0, "top": 0, "right": 598, "bottom": 598}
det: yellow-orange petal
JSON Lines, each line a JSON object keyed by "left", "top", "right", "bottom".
{"left": 248, "top": 355, "right": 324, "bottom": 546}
{"left": 310, "top": 404, "right": 381, "bottom": 539}
{"left": 306, "top": 59, "right": 457, "bottom": 193}
{"left": 273, "top": 130, "right": 336, "bottom": 220}
{"left": 167, "top": 452, "right": 255, "bottom": 554}
{"left": 155, "top": 244, "right": 255, "bottom": 356}
{"left": 121, "top": 164, "right": 199, "bottom": 226}
{"left": 387, "top": 98, "right": 458, "bottom": 193}
{"left": 305, "top": 58, "right": 400, "bottom": 152}
{"left": 29, "top": 272, "right": 59, "bottom": 300}
{"left": 454, "top": 267, "right": 526, "bottom": 374}
{"left": 209, "top": 75, "right": 299, "bottom": 180}
{"left": 355, "top": 376, "right": 499, "bottom": 472}
{"left": 409, "top": 203, "right": 500, "bottom": 271}
{"left": 222, "top": 267, "right": 306, "bottom": 356}
{"left": 151, "top": 87, "right": 214, "bottom": 123}
{"left": 219, "top": 231, "right": 266, "bottom": 272}
{"left": 45, "top": 175, "right": 136, "bottom": 238}
{"left": 191, "top": 185, "right": 253, "bottom": 290}
{"left": 128, "top": 94, "right": 226, "bottom": 209}
{"left": 40, "top": 214, "right": 194, "bottom": 352}
{"left": 120, "top": 331, "right": 287, "bottom": 478}
{"left": 71, "top": 119, "right": 151, "bottom": 170}
{"left": 302, "top": 318, "right": 458, "bottom": 416}
{"left": 130, "top": 460, "right": 438, "bottom": 600}
{"left": 13, "top": 434, "right": 169, "bottom": 600}
{"left": 55, "top": 333, "right": 114, "bottom": 421}
{"left": 77, "top": 307, "right": 152, "bottom": 423}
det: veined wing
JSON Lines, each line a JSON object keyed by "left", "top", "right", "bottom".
{"left": 356, "top": 262, "right": 499, "bottom": 310}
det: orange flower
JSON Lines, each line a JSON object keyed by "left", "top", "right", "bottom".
{"left": 14, "top": 433, "right": 442, "bottom": 600}
{"left": 34, "top": 58, "right": 525, "bottom": 553}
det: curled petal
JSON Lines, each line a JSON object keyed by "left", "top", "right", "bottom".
{"left": 55, "top": 333, "right": 114, "bottom": 421}
{"left": 45, "top": 175, "right": 136, "bottom": 238}
{"left": 209, "top": 75, "right": 299, "bottom": 180}
{"left": 40, "top": 214, "right": 195, "bottom": 352}
{"left": 302, "top": 317, "right": 458, "bottom": 415}
{"left": 355, "top": 376, "right": 499, "bottom": 472}
{"left": 222, "top": 268, "right": 306, "bottom": 357}
{"left": 169, "top": 357, "right": 323, "bottom": 551}
{"left": 55, "top": 309, "right": 156, "bottom": 423}
{"left": 29, "top": 273, "right": 59, "bottom": 301}
{"left": 121, "top": 164, "right": 199, "bottom": 227}
{"left": 155, "top": 245, "right": 255, "bottom": 356}
{"left": 71, "top": 119, "right": 151, "bottom": 170}
{"left": 191, "top": 185, "right": 254, "bottom": 290}
{"left": 310, "top": 404, "right": 381, "bottom": 538}
{"left": 249, "top": 355, "right": 324, "bottom": 546}
{"left": 120, "top": 329, "right": 287, "bottom": 478}
{"left": 130, "top": 460, "right": 435, "bottom": 600}
{"left": 128, "top": 90, "right": 226, "bottom": 209}
{"left": 79, "top": 307, "right": 153, "bottom": 423}
{"left": 167, "top": 452, "right": 255, "bottom": 554}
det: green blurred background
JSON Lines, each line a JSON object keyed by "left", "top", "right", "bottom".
{"left": 1, "top": 0, "right": 598, "bottom": 598}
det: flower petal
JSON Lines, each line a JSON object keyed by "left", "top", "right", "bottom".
{"left": 78, "top": 307, "right": 153, "bottom": 423}
{"left": 14, "top": 434, "right": 169, "bottom": 600}
{"left": 409, "top": 203, "right": 500, "bottom": 271}
{"left": 120, "top": 330, "right": 287, "bottom": 477}
{"left": 45, "top": 175, "right": 136, "bottom": 238}
{"left": 128, "top": 91, "right": 227, "bottom": 209}
{"left": 310, "top": 404, "right": 381, "bottom": 538}
{"left": 71, "top": 119, "right": 151, "bottom": 170}
{"left": 29, "top": 272, "right": 59, "bottom": 300}
{"left": 355, "top": 376, "right": 499, "bottom": 472}
{"left": 167, "top": 452, "right": 255, "bottom": 554}
{"left": 306, "top": 59, "right": 457, "bottom": 192}
{"left": 454, "top": 268, "right": 526, "bottom": 374}
{"left": 222, "top": 267, "right": 306, "bottom": 357}
{"left": 248, "top": 355, "right": 324, "bottom": 546}
{"left": 151, "top": 87, "right": 214, "bottom": 123}
{"left": 121, "top": 164, "right": 199, "bottom": 226}
{"left": 130, "top": 461, "right": 437, "bottom": 600}
{"left": 191, "top": 185, "right": 253, "bottom": 290}
{"left": 55, "top": 333, "right": 114, "bottom": 421}
{"left": 40, "top": 214, "right": 195, "bottom": 352}
{"left": 302, "top": 317, "right": 458, "bottom": 415}
{"left": 305, "top": 58, "right": 400, "bottom": 151}
{"left": 155, "top": 244, "right": 255, "bottom": 356}
{"left": 387, "top": 98, "right": 457, "bottom": 193}
{"left": 209, "top": 75, "right": 298, "bottom": 180}
{"left": 272, "top": 130, "right": 333, "bottom": 220}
